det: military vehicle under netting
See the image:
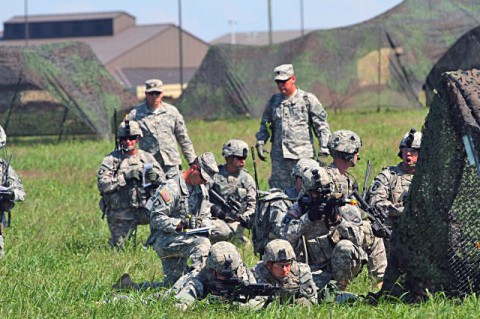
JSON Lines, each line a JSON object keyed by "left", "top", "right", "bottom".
{"left": 382, "top": 68, "right": 480, "bottom": 300}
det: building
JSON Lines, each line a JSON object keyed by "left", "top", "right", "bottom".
{"left": 211, "top": 29, "right": 312, "bottom": 45}
{"left": 0, "top": 11, "right": 210, "bottom": 99}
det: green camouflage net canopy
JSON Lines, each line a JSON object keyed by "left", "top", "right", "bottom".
{"left": 383, "top": 69, "right": 480, "bottom": 299}
{"left": 0, "top": 42, "right": 137, "bottom": 138}
{"left": 177, "top": 0, "right": 480, "bottom": 119}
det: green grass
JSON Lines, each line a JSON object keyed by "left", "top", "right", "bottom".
{"left": 1, "top": 108, "right": 478, "bottom": 318}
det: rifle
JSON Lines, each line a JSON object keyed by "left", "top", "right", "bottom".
{"left": 209, "top": 188, "right": 249, "bottom": 227}
{"left": 1, "top": 154, "right": 13, "bottom": 228}
{"left": 362, "top": 160, "right": 371, "bottom": 200}
{"left": 250, "top": 146, "right": 260, "bottom": 195}
{"left": 113, "top": 109, "right": 119, "bottom": 151}
{"left": 349, "top": 190, "right": 391, "bottom": 238}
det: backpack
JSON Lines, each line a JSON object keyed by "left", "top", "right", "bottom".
{"left": 252, "top": 189, "right": 294, "bottom": 256}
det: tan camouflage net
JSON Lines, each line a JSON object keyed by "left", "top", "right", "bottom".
{"left": 384, "top": 69, "right": 480, "bottom": 298}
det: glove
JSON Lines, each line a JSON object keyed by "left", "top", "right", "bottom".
{"left": 255, "top": 141, "right": 268, "bottom": 162}
{"left": 124, "top": 169, "right": 142, "bottom": 182}
{"left": 145, "top": 170, "right": 160, "bottom": 185}
{"left": 1, "top": 190, "right": 14, "bottom": 201}
{"left": 210, "top": 205, "right": 226, "bottom": 220}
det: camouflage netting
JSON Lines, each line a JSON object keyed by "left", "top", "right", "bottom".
{"left": 384, "top": 69, "right": 480, "bottom": 298}
{"left": 177, "top": 0, "right": 480, "bottom": 119}
{"left": 0, "top": 42, "right": 137, "bottom": 138}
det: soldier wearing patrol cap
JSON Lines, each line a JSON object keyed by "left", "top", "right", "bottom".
{"left": 97, "top": 119, "right": 163, "bottom": 248}
{"left": 127, "top": 78, "right": 196, "bottom": 179}
{"left": 255, "top": 64, "right": 331, "bottom": 190}
{"left": 172, "top": 241, "right": 257, "bottom": 309}
{"left": 366, "top": 128, "right": 422, "bottom": 255}
{"left": 252, "top": 239, "right": 318, "bottom": 305}
{"left": 209, "top": 139, "right": 256, "bottom": 245}
{"left": 146, "top": 152, "right": 219, "bottom": 286}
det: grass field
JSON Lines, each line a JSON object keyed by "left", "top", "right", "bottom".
{"left": 1, "top": 108, "right": 479, "bottom": 318}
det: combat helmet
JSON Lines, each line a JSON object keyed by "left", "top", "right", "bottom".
{"left": 263, "top": 239, "right": 296, "bottom": 263}
{"left": 206, "top": 241, "right": 242, "bottom": 272}
{"left": 398, "top": 128, "right": 422, "bottom": 158}
{"left": 301, "top": 166, "right": 332, "bottom": 193}
{"left": 327, "top": 130, "right": 362, "bottom": 165}
{"left": 291, "top": 158, "right": 319, "bottom": 178}
{"left": 118, "top": 120, "right": 143, "bottom": 138}
{"left": 222, "top": 139, "right": 249, "bottom": 158}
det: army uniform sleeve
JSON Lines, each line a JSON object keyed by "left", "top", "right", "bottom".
{"left": 173, "top": 111, "right": 196, "bottom": 165}
{"left": 7, "top": 166, "right": 25, "bottom": 202}
{"left": 174, "top": 273, "right": 206, "bottom": 307}
{"left": 148, "top": 182, "right": 183, "bottom": 233}
{"left": 367, "top": 170, "right": 403, "bottom": 217}
{"left": 307, "top": 93, "right": 331, "bottom": 155}
{"left": 269, "top": 201, "right": 290, "bottom": 239}
{"left": 296, "top": 263, "right": 318, "bottom": 305}
{"left": 255, "top": 97, "right": 274, "bottom": 143}
{"left": 239, "top": 174, "right": 257, "bottom": 222}
{"left": 143, "top": 152, "right": 166, "bottom": 183}
{"left": 97, "top": 155, "right": 126, "bottom": 195}
{"left": 281, "top": 207, "right": 311, "bottom": 245}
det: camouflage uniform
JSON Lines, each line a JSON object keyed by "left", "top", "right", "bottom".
{"left": 209, "top": 140, "right": 256, "bottom": 244}
{"left": 147, "top": 153, "right": 218, "bottom": 286}
{"left": 367, "top": 129, "right": 421, "bottom": 255}
{"left": 172, "top": 241, "right": 258, "bottom": 308}
{"left": 97, "top": 149, "right": 163, "bottom": 247}
{"left": 127, "top": 82, "right": 196, "bottom": 178}
{"left": 253, "top": 239, "right": 318, "bottom": 306}
{"left": 0, "top": 160, "right": 26, "bottom": 258}
{"left": 255, "top": 64, "right": 331, "bottom": 190}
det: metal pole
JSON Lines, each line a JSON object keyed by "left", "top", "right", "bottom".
{"left": 24, "top": 0, "right": 29, "bottom": 47}
{"left": 178, "top": 0, "right": 184, "bottom": 95}
{"left": 229, "top": 20, "right": 237, "bottom": 45}
{"left": 268, "top": 0, "right": 273, "bottom": 45}
{"left": 300, "top": 0, "right": 304, "bottom": 36}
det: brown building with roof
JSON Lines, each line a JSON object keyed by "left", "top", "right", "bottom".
{"left": 0, "top": 11, "right": 209, "bottom": 98}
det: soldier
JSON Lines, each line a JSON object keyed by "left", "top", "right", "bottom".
{"left": 146, "top": 152, "right": 219, "bottom": 286}
{"left": 255, "top": 64, "right": 331, "bottom": 190}
{"left": 252, "top": 239, "right": 318, "bottom": 306}
{"left": 366, "top": 128, "right": 422, "bottom": 255}
{"left": 97, "top": 120, "right": 163, "bottom": 248}
{"left": 252, "top": 158, "right": 319, "bottom": 256}
{"left": 172, "top": 241, "right": 258, "bottom": 309}
{"left": 282, "top": 130, "right": 387, "bottom": 290}
{"left": 209, "top": 139, "right": 256, "bottom": 244}
{"left": 127, "top": 79, "right": 196, "bottom": 178}
{"left": 0, "top": 127, "right": 26, "bottom": 258}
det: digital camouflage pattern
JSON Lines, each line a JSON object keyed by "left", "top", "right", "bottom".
{"left": 262, "top": 239, "right": 296, "bottom": 263}
{"left": 127, "top": 101, "right": 196, "bottom": 177}
{"left": 0, "top": 125, "right": 6, "bottom": 149}
{"left": 97, "top": 149, "right": 163, "bottom": 247}
{"left": 147, "top": 173, "right": 213, "bottom": 286}
{"left": 255, "top": 87, "right": 331, "bottom": 189}
{"left": 209, "top": 164, "right": 256, "bottom": 243}
{"left": 382, "top": 69, "right": 480, "bottom": 299}
{"left": 0, "top": 159, "right": 26, "bottom": 258}
{"left": 221, "top": 139, "right": 249, "bottom": 158}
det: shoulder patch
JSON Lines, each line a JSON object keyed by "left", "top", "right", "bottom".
{"left": 160, "top": 189, "right": 173, "bottom": 203}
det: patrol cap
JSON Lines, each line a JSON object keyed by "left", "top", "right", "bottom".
{"left": 274, "top": 64, "right": 294, "bottom": 81}
{"left": 206, "top": 241, "right": 242, "bottom": 272}
{"left": 145, "top": 79, "right": 163, "bottom": 93}
{"left": 263, "top": 239, "right": 296, "bottom": 263}
{"left": 197, "top": 152, "right": 219, "bottom": 184}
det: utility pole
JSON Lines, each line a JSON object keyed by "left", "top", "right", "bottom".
{"left": 300, "top": 0, "right": 304, "bottom": 36}
{"left": 229, "top": 19, "right": 237, "bottom": 45}
{"left": 268, "top": 0, "right": 273, "bottom": 45}
{"left": 178, "top": 0, "right": 184, "bottom": 95}
{"left": 24, "top": 0, "right": 29, "bottom": 47}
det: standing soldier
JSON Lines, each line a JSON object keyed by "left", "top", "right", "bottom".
{"left": 366, "top": 128, "right": 422, "bottom": 255}
{"left": 209, "top": 139, "right": 256, "bottom": 244}
{"left": 127, "top": 79, "right": 196, "bottom": 178}
{"left": 252, "top": 239, "right": 318, "bottom": 306}
{"left": 0, "top": 127, "right": 26, "bottom": 258}
{"left": 146, "top": 152, "right": 219, "bottom": 286}
{"left": 255, "top": 64, "right": 331, "bottom": 190}
{"left": 97, "top": 120, "right": 163, "bottom": 248}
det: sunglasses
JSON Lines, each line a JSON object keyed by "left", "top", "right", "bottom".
{"left": 146, "top": 91, "right": 161, "bottom": 96}
{"left": 120, "top": 136, "right": 138, "bottom": 141}
{"left": 234, "top": 156, "right": 247, "bottom": 160}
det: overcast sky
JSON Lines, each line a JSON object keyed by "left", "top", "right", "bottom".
{"left": 1, "top": 0, "right": 404, "bottom": 42}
